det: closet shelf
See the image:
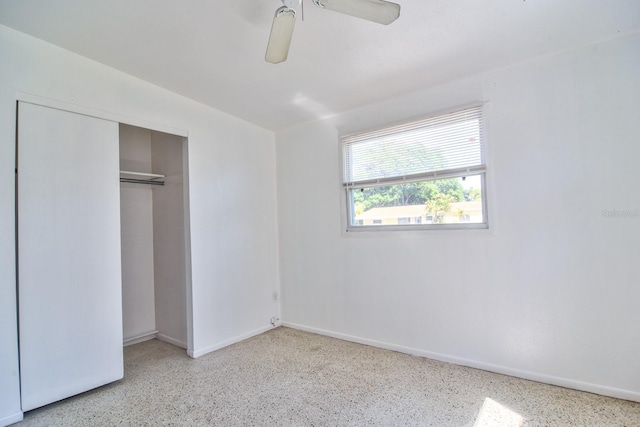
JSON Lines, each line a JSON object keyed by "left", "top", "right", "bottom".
{"left": 120, "top": 170, "right": 165, "bottom": 186}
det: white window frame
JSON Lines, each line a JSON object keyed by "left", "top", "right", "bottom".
{"left": 341, "top": 105, "right": 489, "bottom": 232}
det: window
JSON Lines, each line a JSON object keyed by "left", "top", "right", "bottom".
{"left": 342, "top": 106, "right": 487, "bottom": 231}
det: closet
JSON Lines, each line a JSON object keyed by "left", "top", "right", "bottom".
{"left": 16, "top": 102, "right": 191, "bottom": 412}
{"left": 119, "top": 124, "right": 188, "bottom": 348}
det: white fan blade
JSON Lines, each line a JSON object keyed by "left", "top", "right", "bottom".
{"left": 314, "top": 0, "right": 400, "bottom": 25}
{"left": 265, "top": 7, "right": 297, "bottom": 64}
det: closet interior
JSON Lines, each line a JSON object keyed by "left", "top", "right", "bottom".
{"left": 119, "top": 124, "right": 189, "bottom": 350}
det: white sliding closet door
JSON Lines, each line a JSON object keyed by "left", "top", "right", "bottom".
{"left": 17, "top": 102, "right": 123, "bottom": 411}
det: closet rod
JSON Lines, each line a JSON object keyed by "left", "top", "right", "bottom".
{"left": 120, "top": 177, "right": 164, "bottom": 186}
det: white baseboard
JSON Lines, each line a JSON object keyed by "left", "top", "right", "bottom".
{"left": 282, "top": 321, "right": 640, "bottom": 403}
{"left": 123, "top": 331, "right": 188, "bottom": 350}
{"left": 156, "top": 333, "right": 187, "bottom": 350}
{"left": 189, "top": 324, "right": 276, "bottom": 359}
{"left": 0, "top": 411, "right": 23, "bottom": 427}
{"left": 123, "top": 330, "right": 158, "bottom": 347}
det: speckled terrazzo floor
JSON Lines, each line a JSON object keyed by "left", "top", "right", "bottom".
{"left": 17, "top": 327, "right": 640, "bottom": 426}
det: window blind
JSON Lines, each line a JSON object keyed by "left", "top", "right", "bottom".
{"left": 342, "top": 106, "right": 485, "bottom": 186}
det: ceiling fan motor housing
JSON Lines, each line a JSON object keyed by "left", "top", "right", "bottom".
{"left": 282, "top": 0, "right": 302, "bottom": 9}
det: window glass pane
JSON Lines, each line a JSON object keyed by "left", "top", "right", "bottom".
{"left": 350, "top": 175, "right": 484, "bottom": 227}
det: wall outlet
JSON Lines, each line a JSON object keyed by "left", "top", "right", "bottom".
{"left": 270, "top": 317, "right": 280, "bottom": 327}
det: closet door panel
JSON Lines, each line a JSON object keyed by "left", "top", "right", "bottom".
{"left": 17, "top": 102, "right": 123, "bottom": 411}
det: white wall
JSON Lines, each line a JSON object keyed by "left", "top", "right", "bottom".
{"left": 0, "top": 24, "right": 280, "bottom": 424}
{"left": 152, "top": 131, "right": 188, "bottom": 347}
{"left": 120, "top": 125, "right": 157, "bottom": 342}
{"left": 276, "top": 33, "right": 640, "bottom": 401}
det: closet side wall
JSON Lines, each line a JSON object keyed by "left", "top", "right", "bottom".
{"left": 119, "top": 125, "right": 156, "bottom": 341}
{"left": 152, "top": 131, "right": 187, "bottom": 347}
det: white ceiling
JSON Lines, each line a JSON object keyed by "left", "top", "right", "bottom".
{"left": 1, "top": 0, "right": 639, "bottom": 131}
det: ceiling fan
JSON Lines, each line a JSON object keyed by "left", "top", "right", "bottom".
{"left": 265, "top": 0, "right": 401, "bottom": 64}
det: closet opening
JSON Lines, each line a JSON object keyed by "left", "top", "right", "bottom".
{"left": 119, "top": 124, "right": 191, "bottom": 354}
